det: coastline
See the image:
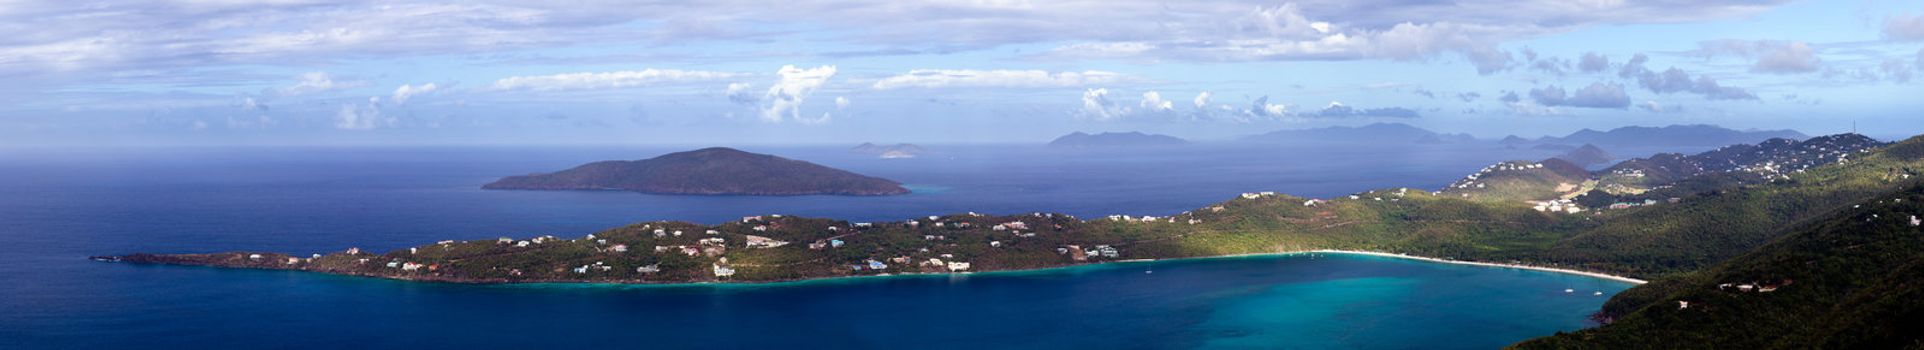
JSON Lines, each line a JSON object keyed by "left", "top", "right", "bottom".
{"left": 1307, "top": 250, "right": 1649, "bottom": 284}
{"left": 114, "top": 248, "right": 1646, "bottom": 288}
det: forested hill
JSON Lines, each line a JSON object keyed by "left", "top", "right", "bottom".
{"left": 482, "top": 147, "right": 910, "bottom": 196}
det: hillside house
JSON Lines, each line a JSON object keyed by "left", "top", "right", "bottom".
{"left": 712, "top": 264, "right": 736, "bottom": 277}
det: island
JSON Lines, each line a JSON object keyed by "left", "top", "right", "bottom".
{"left": 481, "top": 147, "right": 910, "bottom": 196}
{"left": 1048, "top": 131, "right": 1188, "bottom": 148}
{"left": 99, "top": 133, "right": 1924, "bottom": 347}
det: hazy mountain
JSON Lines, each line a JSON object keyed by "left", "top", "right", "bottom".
{"left": 1244, "top": 123, "right": 1464, "bottom": 144}
{"left": 1048, "top": 131, "right": 1189, "bottom": 148}
{"left": 1554, "top": 144, "right": 1617, "bottom": 167}
{"left": 1537, "top": 124, "right": 1807, "bottom": 147}
{"left": 483, "top": 147, "right": 910, "bottom": 196}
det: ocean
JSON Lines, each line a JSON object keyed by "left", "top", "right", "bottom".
{"left": 0, "top": 143, "right": 1657, "bottom": 349}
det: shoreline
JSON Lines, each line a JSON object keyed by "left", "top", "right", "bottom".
{"left": 122, "top": 248, "right": 1646, "bottom": 288}
{"left": 1307, "top": 250, "right": 1649, "bottom": 284}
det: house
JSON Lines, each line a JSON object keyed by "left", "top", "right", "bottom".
{"left": 1098, "top": 246, "right": 1119, "bottom": 258}
{"left": 1912, "top": 215, "right": 1921, "bottom": 227}
{"left": 672, "top": 230, "right": 683, "bottom": 236}
{"left": 742, "top": 215, "right": 763, "bottom": 223}
{"left": 923, "top": 235, "right": 937, "bottom": 240}
{"left": 609, "top": 244, "right": 629, "bottom": 253}
{"left": 1260, "top": 191, "right": 1275, "bottom": 196}
{"left": 284, "top": 257, "right": 301, "bottom": 265}
{"left": 1187, "top": 219, "right": 1202, "bottom": 225}
{"left": 830, "top": 239, "right": 845, "bottom": 248}
{"left": 248, "top": 254, "right": 262, "bottom": 260}
{"left": 712, "top": 264, "right": 736, "bottom": 277}
{"left": 753, "top": 225, "right": 768, "bottom": 232}
{"left": 654, "top": 246, "right": 670, "bottom": 253}
{"left": 854, "top": 222, "right": 873, "bottom": 228}
{"left": 906, "top": 221, "right": 920, "bottom": 228}
{"left": 992, "top": 224, "right": 1007, "bottom": 231}
{"left": 890, "top": 256, "right": 911, "bottom": 264}
{"left": 1241, "top": 193, "right": 1261, "bottom": 199}
{"left": 946, "top": 261, "right": 971, "bottom": 271}
{"left": 867, "top": 260, "right": 888, "bottom": 270}
{"left": 706, "top": 230, "right": 720, "bottom": 235}
{"left": 346, "top": 247, "right": 362, "bottom": 255}
{"left": 637, "top": 264, "right": 661, "bottom": 274}
{"left": 680, "top": 246, "right": 701, "bottom": 256}
{"left": 653, "top": 229, "right": 667, "bottom": 237}
{"left": 516, "top": 241, "right": 531, "bottom": 247}
{"left": 989, "top": 241, "right": 1002, "bottom": 247}
{"left": 699, "top": 237, "right": 726, "bottom": 246}
{"left": 1056, "top": 247, "right": 1069, "bottom": 254}
{"left": 1002, "top": 221, "right": 1029, "bottom": 230}
{"left": 403, "top": 262, "right": 425, "bottom": 271}
{"left": 809, "top": 241, "right": 828, "bottom": 250}
{"left": 495, "top": 238, "right": 512, "bottom": 244}
{"left": 744, "top": 235, "right": 788, "bottom": 248}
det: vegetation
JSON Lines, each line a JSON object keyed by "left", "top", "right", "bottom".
{"left": 481, "top": 147, "right": 909, "bottom": 196}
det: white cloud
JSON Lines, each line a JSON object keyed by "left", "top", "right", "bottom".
{"left": 1749, "top": 41, "right": 1819, "bottom": 74}
{"left": 835, "top": 96, "right": 851, "bottom": 109}
{"left": 1139, "top": 91, "right": 1173, "bottom": 112}
{"left": 333, "top": 97, "right": 386, "bottom": 130}
{"left": 1882, "top": 59, "right": 1914, "bottom": 83}
{"left": 391, "top": 83, "right": 438, "bottom": 105}
{"left": 492, "top": 69, "right": 746, "bottom": 91}
{"left": 725, "top": 82, "right": 757, "bottom": 105}
{"left": 279, "top": 71, "right": 363, "bottom": 96}
{"left": 1193, "top": 91, "right": 1212, "bottom": 109}
{"left": 871, "top": 69, "right": 1125, "bottom": 89}
{"left": 1078, "top": 88, "right": 1126, "bottom": 120}
{"left": 760, "top": 65, "right": 836, "bottom": 123}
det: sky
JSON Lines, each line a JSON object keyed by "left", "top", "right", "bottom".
{"left": 2, "top": 0, "right": 1922, "bottom": 147}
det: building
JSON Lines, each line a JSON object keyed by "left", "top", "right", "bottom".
{"left": 946, "top": 261, "right": 971, "bottom": 271}
{"left": 712, "top": 264, "right": 736, "bottom": 277}
{"left": 830, "top": 239, "right": 845, "bottom": 248}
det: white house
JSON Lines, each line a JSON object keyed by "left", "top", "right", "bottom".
{"left": 946, "top": 261, "right": 971, "bottom": 271}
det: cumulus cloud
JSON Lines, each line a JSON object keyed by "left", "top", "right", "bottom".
{"left": 1139, "top": 91, "right": 1174, "bottom": 112}
{"left": 761, "top": 65, "right": 837, "bottom": 123}
{"left": 1078, "top": 88, "right": 1127, "bottom": 120}
{"left": 1301, "top": 101, "right": 1420, "bottom": 119}
{"left": 871, "top": 69, "right": 1125, "bottom": 89}
{"left": 491, "top": 69, "right": 746, "bottom": 91}
{"left": 725, "top": 83, "right": 757, "bottom": 105}
{"left": 239, "top": 97, "right": 268, "bottom": 111}
{"left": 391, "top": 83, "right": 438, "bottom": 105}
{"left": 279, "top": 72, "right": 363, "bottom": 96}
{"left": 1529, "top": 82, "right": 1631, "bottom": 109}
{"left": 1578, "top": 52, "right": 1610, "bottom": 73}
{"left": 334, "top": 96, "right": 388, "bottom": 130}
{"left": 1620, "top": 59, "right": 1759, "bottom": 100}
{"left": 1887, "top": 14, "right": 1924, "bottom": 41}
{"left": 1243, "top": 96, "right": 1288, "bottom": 119}
{"left": 1193, "top": 91, "right": 1212, "bottom": 109}
{"left": 1749, "top": 41, "right": 1819, "bottom": 74}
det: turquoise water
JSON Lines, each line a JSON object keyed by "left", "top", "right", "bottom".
{"left": 0, "top": 145, "right": 1636, "bottom": 349}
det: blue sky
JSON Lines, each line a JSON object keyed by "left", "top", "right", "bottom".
{"left": 3, "top": 0, "right": 1923, "bottom": 146}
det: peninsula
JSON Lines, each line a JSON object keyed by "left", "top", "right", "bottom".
{"left": 481, "top": 147, "right": 910, "bottom": 196}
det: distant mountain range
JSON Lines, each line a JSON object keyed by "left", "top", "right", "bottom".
{"left": 1243, "top": 123, "right": 1464, "bottom": 144}
{"left": 1048, "top": 131, "right": 1188, "bottom": 148}
{"left": 850, "top": 143, "right": 926, "bottom": 159}
{"left": 482, "top": 147, "right": 909, "bottom": 196}
{"left": 1244, "top": 123, "right": 1807, "bottom": 148}
{"left": 1528, "top": 124, "right": 1807, "bottom": 148}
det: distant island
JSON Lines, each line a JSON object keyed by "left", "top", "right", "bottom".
{"left": 482, "top": 147, "right": 910, "bottom": 196}
{"left": 850, "top": 143, "right": 926, "bottom": 159}
{"left": 1048, "top": 131, "right": 1188, "bottom": 148}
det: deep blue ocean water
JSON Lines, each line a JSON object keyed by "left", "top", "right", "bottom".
{"left": 0, "top": 143, "right": 1652, "bottom": 349}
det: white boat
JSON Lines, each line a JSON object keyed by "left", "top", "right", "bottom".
{"left": 1564, "top": 288, "right": 1574, "bottom": 293}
